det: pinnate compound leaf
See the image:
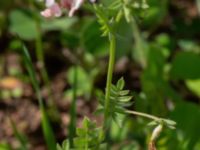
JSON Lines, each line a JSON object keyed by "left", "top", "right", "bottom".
{"left": 56, "top": 140, "right": 70, "bottom": 150}
{"left": 98, "top": 77, "right": 133, "bottom": 126}
{"left": 116, "top": 77, "right": 125, "bottom": 90}
{"left": 94, "top": 4, "right": 113, "bottom": 37}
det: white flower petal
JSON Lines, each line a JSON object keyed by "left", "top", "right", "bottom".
{"left": 45, "top": 0, "right": 55, "bottom": 7}
{"left": 41, "top": 8, "right": 52, "bottom": 17}
{"left": 68, "top": 0, "right": 84, "bottom": 17}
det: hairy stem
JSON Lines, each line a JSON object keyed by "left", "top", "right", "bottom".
{"left": 104, "top": 34, "right": 116, "bottom": 128}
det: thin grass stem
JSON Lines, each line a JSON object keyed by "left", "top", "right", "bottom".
{"left": 69, "top": 65, "right": 78, "bottom": 147}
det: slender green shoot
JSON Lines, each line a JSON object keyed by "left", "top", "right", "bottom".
{"left": 29, "top": 0, "right": 58, "bottom": 117}
{"left": 104, "top": 34, "right": 116, "bottom": 128}
{"left": 34, "top": 14, "right": 60, "bottom": 118}
{"left": 22, "top": 45, "right": 56, "bottom": 150}
{"left": 9, "top": 117, "right": 28, "bottom": 150}
{"left": 68, "top": 65, "right": 78, "bottom": 147}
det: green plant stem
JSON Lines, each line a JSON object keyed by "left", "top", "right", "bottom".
{"left": 35, "top": 20, "right": 60, "bottom": 122}
{"left": 35, "top": 22, "right": 52, "bottom": 104}
{"left": 69, "top": 65, "right": 78, "bottom": 147}
{"left": 104, "top": 34, "right": 116, "bottom": 128}
{"left": 125, "top": 110, "right": 160, "bottom": 121}
{"left": 29, "top": 0, "right": 55, "bottom": 111}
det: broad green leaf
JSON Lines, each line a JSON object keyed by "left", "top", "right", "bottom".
{"left": 81, "top": 20, "right": 108, "bottom": 57}
{"left": 142, "top": 0, "right": 168, "bottom": 28}
{"left": 115, "top": 19, "right": 133, "bottom": 58}
{"left": 170, "top": 52, "right": 200, "bottom": 79}
{"left": 66, "top": 66, "right": 92, "bottom": 99}
{"left": 140, "top": 46, "right": 167, "bottom": 114}
{"left": 9, "top": 9, "right": 77, "bottom": 40}
{"left": 41, "top": 17, "right": 77, "bottom": 31}
{"left": 170, "top": 102, "right": 200, "bottom": 149}
{"left": 186, "top": 79, "right": 200, "bottom": 97}
{"left": 9, "top": 10, "right": 37, "bottom": 40}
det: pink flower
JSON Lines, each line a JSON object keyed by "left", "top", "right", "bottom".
{"left": 41, "top": 0, "right": 96, "bottom": 18}
{"left": 45, "top": 0, "right": 55, "bottom": 7}
{"left": 60, "top": 0, "right": 71, "bottom": 9}
{"left": 41, "top": 2, "right": 62, "bottom": 18}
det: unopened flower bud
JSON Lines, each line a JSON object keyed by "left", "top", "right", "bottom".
{"left": 150, "top": 124, "right": 163, "bottom": 142}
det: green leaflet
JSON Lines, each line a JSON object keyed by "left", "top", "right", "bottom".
{"left": 97, "top": 77, "right": 133, "bottom": 127}
{"left": 94, "top": 4, "right": 113, "bottom": 37}
{"left": 57, "top": 140, "right": 70, "bottom": 150}
{"left": 57, "top": 117, "right": 105, "bottom": 150}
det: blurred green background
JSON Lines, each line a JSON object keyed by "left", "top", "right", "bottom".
{"left": 1, "top": 0, "right": 200, "bottom": 149}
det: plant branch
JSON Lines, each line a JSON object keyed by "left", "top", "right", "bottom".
{"left": 125, "top": 110, "right": 161, "bottom": 121}
{"left": 69, "top": 65, "right": 78, "bottom": 147}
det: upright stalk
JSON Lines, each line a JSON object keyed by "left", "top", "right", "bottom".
{"left": 104, "top": 34, "right": 116, "bottom": 128}
{"left": 35, "top": 18, "right": 60, "bottom": 121}
{"left": 29, "top": 0, "right": 58, "bottom": 118}
{"left": 35, "top": 21, "right": 52, "bottom": 105}
{"left": 23, "top": 45, "right": 56, "bottom": 150}
{"left": 69, "top": 65, "right": 78, "bottom": 147}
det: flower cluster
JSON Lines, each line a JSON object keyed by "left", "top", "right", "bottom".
{"left": 41, "top": 0, "right": 96, "bottom": 18}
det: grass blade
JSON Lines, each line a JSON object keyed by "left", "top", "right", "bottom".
{"left": 9, "top": 117, "right": 28, "bottom": 150}
{"left": 22, "top": 44, "right": 56, "bottom": 150}
{"left": 68, "top": 65, "right": 78, "bottom": 147}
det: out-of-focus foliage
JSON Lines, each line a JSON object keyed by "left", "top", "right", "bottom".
{"left": 0, "top": 0, "right": 200, "bottom": 149}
